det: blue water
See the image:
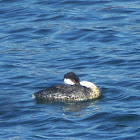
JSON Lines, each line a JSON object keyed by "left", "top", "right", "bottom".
{"left": 0, "top": 0, "right": 140, "bottom": 139}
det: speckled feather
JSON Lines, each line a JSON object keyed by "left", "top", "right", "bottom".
{"left": 34, "top": 84, "right": 92, "bottom": 101}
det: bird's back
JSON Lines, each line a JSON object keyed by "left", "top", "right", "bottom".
{"left": 33, "top": 84, "right": 91, "bottom": 101}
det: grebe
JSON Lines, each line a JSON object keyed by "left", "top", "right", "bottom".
{"left": 33, "top": 72, "right": 101, "bottom": 101}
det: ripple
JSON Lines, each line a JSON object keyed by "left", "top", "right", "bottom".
{"left": 110, "top": 113, "right": 140, "bottom": 125}
{"left": 0, "top": 0, "right": 140, "bottom": 139}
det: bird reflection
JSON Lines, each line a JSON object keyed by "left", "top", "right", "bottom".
{"left": 62, "top": 100, "right": 100, "bottom": 112}
{"left": 35, "top": 99, "right": 100, "bottom": 112}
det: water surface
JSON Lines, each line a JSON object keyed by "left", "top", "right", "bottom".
{"left": 0, "top": 0, "right": 140, "bottom": 139}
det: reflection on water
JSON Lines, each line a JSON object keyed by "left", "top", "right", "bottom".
{"left": 62, "top": 100, "right": 100, "bottom": 112}
{"left": 35, "top": 98, "right": 100, "bottom": 114}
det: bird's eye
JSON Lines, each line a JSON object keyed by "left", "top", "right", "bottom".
{"left": 73, "top": 80, "right": 76, "bottom": 83}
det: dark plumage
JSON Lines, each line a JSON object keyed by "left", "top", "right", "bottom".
{"left": 33, "top": 84, "right": 91, "bottom": 101}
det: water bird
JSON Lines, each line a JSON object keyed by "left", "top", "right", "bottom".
{"left": 33, "top": 72, "right": 101, "bottom": 101}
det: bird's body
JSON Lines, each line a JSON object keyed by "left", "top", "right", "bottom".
{"left": 33, "top": 72, "right": 101, "bottom": 102}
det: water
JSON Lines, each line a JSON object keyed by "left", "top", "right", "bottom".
{"left": 0, "top": 0, "right": 140, "bottom": 139}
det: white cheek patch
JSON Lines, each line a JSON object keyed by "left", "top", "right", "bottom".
{"left": 64, "top": 78, "right": 75, "bottom": 85}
